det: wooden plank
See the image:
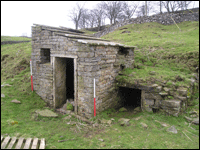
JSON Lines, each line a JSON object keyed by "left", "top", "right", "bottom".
{"left": 31, "top": 138, "right": 38, "bottom": 149}
{"left": 15, "top": 138, "right": 24, "bottom": 149}
{"left": 7, "top": 137, "right": 17, "bottom": 149}
{"left": 23, "top": 138, "right": 32, "bottom": 149}
{"left": 1, "top": 136, "right": 10, "bottom": 149}
{"left": 39, "top": 138, "right": 45, "bottom": 149}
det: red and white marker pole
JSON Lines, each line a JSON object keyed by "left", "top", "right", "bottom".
{"left": 30, "top": 59, "right": 33, "bottom": 92}
{"left": 94, "top": 78, "right": 96, "bottom": 117}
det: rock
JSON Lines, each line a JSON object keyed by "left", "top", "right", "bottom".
{"left": 111, "top": 118, "right": 115, "bottom": 121}
{"left": 134, "top": 107, "right": 141, "bottom": 112}
{"left": 192, "top": 118, "right": 199, "bottom": 125}
{"left": 1, "top": 83, "right": 12, "bottom": 87}
{"left": 159, "top": 92, "right": 168, "bottom": 96}
{"left": 190, "top": 114, "right": 198, "bottom": 118}
{"left": 185, "top": 116, "right": 199, "bottom": 125}
{"left": 156, "top": 86, "right": 162, "bottom": 92}
{"left": 149, "top": 71, "right": 156, "bottom": 75}
{"left": 107, "top": 120, "right": 112, "bottom": 125}
{"left": 1, "top": 94, "right": 5, "bottom": 97}
{"left": 133, "top": 116, "right": 142, "bottom": 121}
{"left": 189, "top": 111, "right": 198, "bottom": 115}
{"left": 161, "top": 100, "right": 181, "bottom": 108}
{"left": 151, "top": 84, "right": 158, "bottom": 87}
{"left": 140, "top": 122, "right": 148, "bottom": 128}
{"left": 166, "top": 125, "right": 178, "bottom": 134}
{"left": 119, "top": 107, "right": 128, "bottom": 112}
{"left": 98, "top": 139, "right": 104, "bottom": 142}
{"left": 11, "top": 99, "right": 21, "bottom": 104}
{"left": 163, "top": 87, "right": 170, "bottom": 92}
{"left": 177, "top": 89, "right": 187, "bottom": 96}
{"left": 118, "top": 118, "right": 130, "bottom": 126}
{"left": 63, "top": 115, "right": 71, "bottom": 120}
{"left": 35, "top": 109, "right": 58, "bottom": 117}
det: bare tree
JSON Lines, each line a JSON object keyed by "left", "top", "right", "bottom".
{"left": 121, "top": 1, "right": 138, "bottom": 20}
{"left": 162, "top": 1, "right": 179, "bottom": 13}
{"left": 68, "top": 2, "right": 85, "bottom": 30}
{"left": 93, "top": 3, "right": 105, "bottom": 31}
{"left": 136, "top": 1, "right": 153, "bottom": 17}
{"left": 159, "top": 1, "right": 163, "bottom": 14}
{"left": 177, "top": 1, "right": 192, "bottom": 10}
{"left": 78, "top": 9, "right": 89, "bottom": 29}
{"left": 87, "top": 10, "right": 96, "bottom": 28}
{"left": 103, "top": 1, "right": 125, "bottom": 24}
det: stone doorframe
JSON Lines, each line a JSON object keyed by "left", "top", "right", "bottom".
{"left": 51, "top": 54, "right": 78, "bottom": 114}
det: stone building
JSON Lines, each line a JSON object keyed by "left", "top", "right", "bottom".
{"left": 31, "top": 24, "right": 135, "bottom": 118}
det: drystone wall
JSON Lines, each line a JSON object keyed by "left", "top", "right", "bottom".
{"left": 116, "top": 78, "right": 188, "bottom": 117}
{"left": 1, "top": 41, "right": 30, "bottom": 45}
{"left": 94, "top": 8, "right": 199, "bottom": 38}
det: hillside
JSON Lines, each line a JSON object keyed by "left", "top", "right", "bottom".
{"left": 102, "top": 21, "right": 199, "bottom": 87}
{"left": 1, "top": 21, "right": 199, "bottom": 149}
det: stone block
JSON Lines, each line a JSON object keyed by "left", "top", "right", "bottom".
{"left": 161, "top": 100, "right": 181, "bottom": 108}
{"left": 177, "top": 89, "right": 188, "bottom": 97}
{"left": 144, "top": 99, "right": 154, "bottom": 105}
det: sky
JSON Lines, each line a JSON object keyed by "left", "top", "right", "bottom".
{"left": 1, "top": 1, "right": 199, "bottom": 37}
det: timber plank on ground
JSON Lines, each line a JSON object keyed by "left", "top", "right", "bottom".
{"left": 1, "top": 135, "right": 45, "bottom": 149}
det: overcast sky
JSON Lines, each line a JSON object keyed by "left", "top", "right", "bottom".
{"left": 1, "top": 1, "right": 199, "bottom": 37}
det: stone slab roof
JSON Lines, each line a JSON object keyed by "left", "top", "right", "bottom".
{"left": 33, "top": 24, "right": 136, "bottom": 48}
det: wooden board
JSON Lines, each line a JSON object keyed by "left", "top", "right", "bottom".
{"left": 39, "top": 138, "right": 45, "bottom": 149}
{"left": 7, "top": 137, "right": 17, "bottom": 149}
{"left": 15, "top": 137, "right": 24, "bottom": 149}
{"left": 23, "top": 138, "right": 32, "bottom": 149}
{"left": 1, "top": 136, "right": 10, "bottom": 149}
{"left": 31, "top": 138, "right": 38, "bottom": 149}
{"left": 1, "top": 136, "right": 45, "bottom": 149}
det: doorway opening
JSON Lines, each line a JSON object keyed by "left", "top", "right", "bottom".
{"left": 118, "top": 87, "right": 141, "bottom": 111}
{"left": 66, "top": 58, "right": 74, "bottom": 99}
{"left": 54, "top": 57, "right": 74, "bottom": 109}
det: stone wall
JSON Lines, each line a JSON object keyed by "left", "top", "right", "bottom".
{"left": 94, "top": 8, "right": 199, "bottom": 38}
{"left": 1, "top": 41, "right": 30, "bottom": 45}
{"left": 116, "top": 77, "right": 189, "bottom": 117}
{"left": 31, "top": 25, "right": 135, "bottom": 118}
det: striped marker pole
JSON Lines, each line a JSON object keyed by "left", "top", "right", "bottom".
{"left": 94, "top": 78, "right": 96, "bottom": 117}
{"left": 30, "top": 59, "right": 33, "bottom": 92}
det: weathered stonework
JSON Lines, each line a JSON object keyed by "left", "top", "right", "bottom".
{"left": 31, "top": 24, "right": 135, "bottom": 118}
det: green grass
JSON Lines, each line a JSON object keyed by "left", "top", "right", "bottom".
{"left": 1, "top": 36, "right": 31, "bottom": 42}
{"left": 1, "top": 21, "right": 199, "bottom": 149}
{"left": 102, "top": 21, "right": 199, "bottom": 88}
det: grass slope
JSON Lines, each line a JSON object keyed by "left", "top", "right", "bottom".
{"left": 102, "top": 21, "right": 199, "bottom": 87}
{"left": 1, "top": 36, "right": 31, "bottom": 42}
{"left": 1, "top": 22, "right": 199, "bottom": 149}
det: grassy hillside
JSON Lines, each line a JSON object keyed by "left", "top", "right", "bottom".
{"left": 1, "top": 36, "right": 31, "bottom": 42}
{"left": 1, "top": 22, "right": 199, "bottom": 149}
{"left": 102, "top": 21, "right": 199, "bottom": 88}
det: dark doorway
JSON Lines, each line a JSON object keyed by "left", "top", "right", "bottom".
{"left": 118, "top": 87, "right": 141, "bottom": 110}
{"left": 54, "top": 57, "right": 74, "bottom": 108}
{"left": 66, "top": 58, "right": 74, "bottom": 99}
